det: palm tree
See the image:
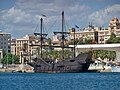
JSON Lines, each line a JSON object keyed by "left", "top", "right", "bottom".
{"left": 22, "top": 43, "right": 28, "bottom": 63}
{"left": 22, "top": 43, "right": 28, "bottom": 52}
{"left": 36, "top": 47, "right": 40, "bottom": 58}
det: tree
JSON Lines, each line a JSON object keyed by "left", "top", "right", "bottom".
{"left": 93, "top": 50, "right": 116, "bottom": 60}
{"left": 106, "top": 32, "right": 120, "bottom": 43}
{"left": 22, "top": 43, "right": 28, "bottom": 52}
{"left": 42, "top": 50, "right": 73, "bottom": 61}
{"left": 1, "top": 53, "right": 19, "bottom": 64}
{"left": 36, "top": 47, "right": 40, "bottom": 58}
{"left": 111, "top": 32, "right": 116, "bottom": 38}
{"left": 47, "top": 38, "right": 52, "bottom": 45}
{"left": 84, "top": 38, "right": 93, "bottom": 44}
{"left": 68, "top": 38, "right": 79, "bottom": 45}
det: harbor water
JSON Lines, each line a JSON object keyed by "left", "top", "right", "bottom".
{"left": 0, "top": 72, "right": 120, "bottom": 90}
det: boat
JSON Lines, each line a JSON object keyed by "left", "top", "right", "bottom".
{"left": 88, "top": 58, "right": 112, "bottom": 72}
{"left": 112, "top": 66, "right": 120, "bottom": 72}
{"left": 28, "top": 11, "right": 92, "bottom": 73}
{"left": 111, "top": 62, "right": 120, "bottom": 72}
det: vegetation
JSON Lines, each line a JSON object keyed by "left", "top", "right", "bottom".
{"left": 22, "top": 43, "right": 28, "bottom": 52}
{"left": 68, "top": 38, "right": 79, "bottom": 45}
{"left": 47, "top": 38, "right": 52, "bottom": 45}
{"left": 42, "top": 50, "right": 73, "bottom": 61}
{"left": 36, "top": 47, "right": 40, "bottom": 58}
{"left": 69, "top": 37, "right": 95, "bottom": 45}
{"left": 1, "top": 53, "right": 19, "bottom": 64}
{"left": 93, "top": 50, "right": 116, "bottom": 60}
{"left": 68, "top": 32, "right": 119, "bottom": 60}
{"left": 41, "top": 49, "right": 116, "bottom": 61}
{"left": 106, "top": 32, "right": 120, "bottom": 43}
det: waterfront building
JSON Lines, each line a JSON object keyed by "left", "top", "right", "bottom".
{"left": 11, "top": 39, "right": 16, "bottom": 55}
{"left": 51, "top": 36, "right": 61, "bottom": 50}
{"left": 16, "top": 35, "right": 30, "bottom": 57}
{"left": 14, "top": 35, "right": 29, "bottom": 63}
{"left": 69, "top": 18, "right": 120, "bottom": 44}
{"left": 0, "top": 31, "right": 11, "bottom": 63}
{"left": 11, "top": 34, "right": 43, "bottom": 63}
{"left": 51, "top": 35, "right": 69, "bottom": 50}
{"left": 0, "top": 31, "right": 11, "bottom": 53}
{"left": 0, "top": 49, "right": 3, "bottom": 63}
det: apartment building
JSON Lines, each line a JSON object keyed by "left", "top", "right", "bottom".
{"left": 69, "top": 18, "right": 120, "bottom": 44}
{"left": 11, "top": 34, "right": 42, "bottom": 63}
{"left": 11, "top": 39, "right": 16, "bottom": 55}
{"left": 0, "top": 32, "right": 11, "bottom": 53}
{"left": 0, "top": 49, "right": 3, "bottom": 63}
{"left": 0, "top": 32, "right": 11, "bottom": 62}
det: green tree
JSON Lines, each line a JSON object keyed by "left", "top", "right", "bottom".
{"left": 47, "top": 38, "right": 52, "bottom": 46}
{"left": 68, "top": 38, "right": 79, "bottom": 45}
{"left": 22, "top": 43, "right": 28, "bottom": 52}
{"left": 84, "top": 38, "right": 93, "bottom": 44}
{"left": 69, "top": 37, "right": 93, "bottom": 45}
{"left": 43, "top": 50, "right": 73, "bottom": 61}
{"left": 36, "top": 47, "right": 40, "bottom": 58}
{"left": 93, "top": 50, "right": 116, "bottom": 60}
{"left": 1, "top": 53, "right": 19, "bottom": 64}
{"left": 106, "top": 32, "right": 120, "bottom": 43}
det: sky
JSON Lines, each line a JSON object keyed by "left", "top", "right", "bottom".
{"left": 0, "top": 0, "right": 120, "bottom": 38}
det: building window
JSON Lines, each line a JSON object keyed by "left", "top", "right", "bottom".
{"left": 1, "top": 38, "right": 3, "bottom": 40}
{"left": 100, "top": 39, "right": 104, "bottom": 41}
{"left": 8, "top": 46, "right": 10, "bottom": 49}
{"left": 8, "top": 50, "right": 10, "bottom": 53}
{"left": 105, "top": 32, "right": 108, "bottom": 35}
{"left": 4, "top": 42, "right": 6, "bottom": 44}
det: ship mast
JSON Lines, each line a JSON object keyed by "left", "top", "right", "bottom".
{"left": 73, "top": 29, "right": 75, "bottom": 58}
{"left": 28, "top": 16, "right": 48, "bottom": 69}
{"left": 33, "top": 18, "right": 47, "bottom": 59}
{"left": 40, "top": 18, "right": 43, "bottom": 58}
{"left": 61, "top": 11, "right": 64, "bottom": 59}
{"left": 54, "top": 11, "right": 70, "bottom": 59}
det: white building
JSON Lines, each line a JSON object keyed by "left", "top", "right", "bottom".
{"left": 69, "top": 18, "right": 120, "bottom": 44}
{"left": 0, "top": 49, "right": 3, "bottom": 63}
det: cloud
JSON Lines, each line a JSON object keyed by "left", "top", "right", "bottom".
{"left": 88, "top": 4, "right": 120, "bottom": 27}
{"left": 0, "top": 7, "right": 39, "bottom": 38}
{"left": 0, "top": 0, "right": 90, "bottom": 38}
{"left": 1, "top": 0, "right": 119, "bottom": 38}
{"left": 15, "top": 0, "right": 89, "bottom": 16}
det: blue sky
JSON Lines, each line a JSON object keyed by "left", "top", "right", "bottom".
{"left": 0, "top": 0, "right": 15, "bottom": 11}
{"left": 0, "top": 0, "right": 120, "bottom": 38}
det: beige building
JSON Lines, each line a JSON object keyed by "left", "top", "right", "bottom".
{"left": 69, "top": 18, "right": 120, "bottom": 44}
{"left": 14, "top": 35, "right": 30, "bottom": 63}
{"left": 11, "top": 39, "right": 16, "bottom": 55}
{"left": 52, "top": 36, "right": 61, "bottom": 46}
{"left": 11, "top": 34, "right": 45, "bottom": 63}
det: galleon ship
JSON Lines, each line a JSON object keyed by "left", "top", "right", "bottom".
{"left": 28, "top": 11, "right": 92, "bottom": 73}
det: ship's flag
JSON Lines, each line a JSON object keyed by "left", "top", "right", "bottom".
{"left": 41, "top": 14, "right": 47, "bottom": 17}
{"left": 75, "top": 25, "right": 79, "bottom": 28}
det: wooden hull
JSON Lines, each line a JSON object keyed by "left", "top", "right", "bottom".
{"left": 28, "top": 52, "right": 92, "bottom": 73}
